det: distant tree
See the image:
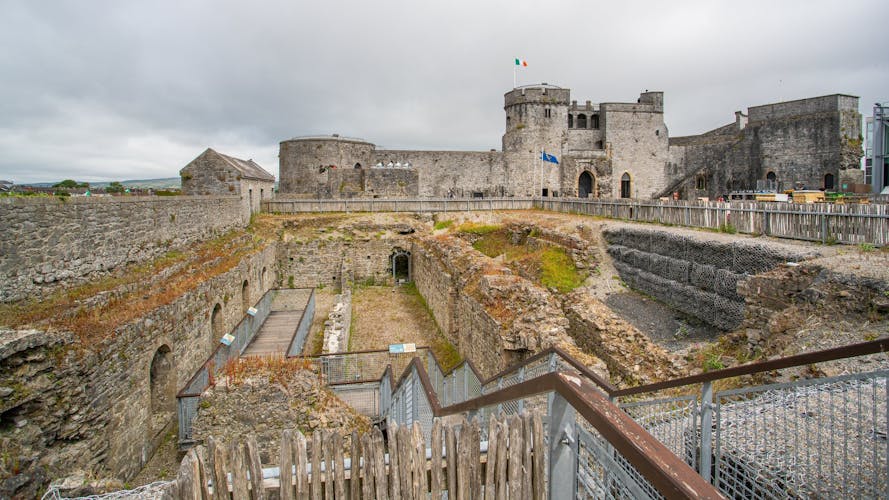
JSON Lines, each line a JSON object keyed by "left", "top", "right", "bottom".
{"left": 77, "top": 182, "right": 90, "bottom": 188}
{"left": 53, "top": 179, "right": 79, "bottom": 188}
{"left": 106, "top": 181, "right": 125, "bottom": 194}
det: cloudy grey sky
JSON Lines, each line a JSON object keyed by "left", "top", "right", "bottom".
{"left": 1, "top": 0, "right": 886, "bottom": 183}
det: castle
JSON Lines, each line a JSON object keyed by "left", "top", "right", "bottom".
{"left": 272, "top": 84, "right": 863, "bottom": 201}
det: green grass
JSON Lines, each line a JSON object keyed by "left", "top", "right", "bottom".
{"left": 457, "top": 222, "right": 502, "bottom": 235}
{"left": 539, "top": 247, "right": 586, "bottom": 293}
{"left": 433, "top": 219, "right": 454, "bottom": 230}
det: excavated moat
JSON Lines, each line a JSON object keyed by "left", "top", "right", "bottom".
{"left": 604, "top": 291, "right": 721, "bottom": 351}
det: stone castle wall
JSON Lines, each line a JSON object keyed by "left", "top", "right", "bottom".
{"left": 277, "top": 86, "right": 859, "bottom": 202}
{"left": 667, "top": 94, "right": 862, "bottom": 199}
{"left": 0, "top": 196, "right": 247, "bottom": 303}
{"left": 0, "top": 244, "right": 276, "bottom": 497}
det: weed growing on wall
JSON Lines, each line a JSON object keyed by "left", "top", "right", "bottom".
{"left": 469, "top": 227, "right": 587, "bottom": 294}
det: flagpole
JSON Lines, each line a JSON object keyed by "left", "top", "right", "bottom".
{"left": 513, "top": 63, "right": 516, "bottom": 89}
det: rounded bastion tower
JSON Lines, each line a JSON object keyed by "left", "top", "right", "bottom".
{"left": 502, "top": 84, "right": 570, "bottom": 157}
{"left": 279, "top": 135, "right": 376, "bottom": 196}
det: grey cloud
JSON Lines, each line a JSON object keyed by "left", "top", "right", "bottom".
{"left": 1, "top": 0, "right": 886, "bottom": 183}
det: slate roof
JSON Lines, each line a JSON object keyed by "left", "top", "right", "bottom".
{"left": 206, "top": 148, "right": 275, "bottom": 182}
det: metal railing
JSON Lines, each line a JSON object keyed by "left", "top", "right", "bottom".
{"left": 613, "top": 339, "right": 889, "bottom": 499}
{"left": 175, "top": 289, "right": 276, "bottom": 444}
{"left": 304, "top": 347, "right": 429, "bottom": 385}
{"left": 374, "top": 338, "right": 889, "bottom": 498}
{"left": 286, "top": 288, "right": 316, "bottom": 356}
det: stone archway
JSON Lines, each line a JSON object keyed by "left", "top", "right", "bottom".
{"left": 578, "top": 171, "right": 595, "bottom": 198}
{"left": 824, "top": 173, "right": 835, "bottom": 190}
{"left": 149, "top": 345, "right": 174, "bottom": 433}
{"left": 391, "top": 248, "right": 411, "bottom": 283}
{"left": 241, "top": 280, "right": 250, "bottom": 313}
{"left": 211, "top": 303, "right": 223, "bottom": 338}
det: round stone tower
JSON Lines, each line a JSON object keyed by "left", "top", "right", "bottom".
{"left": 279, "top": 135, "right": 375, "bottom": 196}
{"left": 502, "top": 84, "right": 570, "bottom": 157}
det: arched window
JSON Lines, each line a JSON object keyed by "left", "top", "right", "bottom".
{"left": 578, "top": 171, "right": 595, "bottom": 198}
{"left": 241, "top": 280, "right": 250, "bottom": 313}
{"left": 577, "top": 114, "right": 588, "bottom": 129}
{"left": 149, "top": 345, "right": 174, "bottom": 432}
{"left": 568, "top": 115, "right": 573, "bottom": 128}
{"left": 696, "top": 176, "right": 707, "bottom": 190}
{"left": 766, "top": 171, "right": 777, "bottom": 182}
{"left": 591, "top": 114, "right": 600, "bottom": 129}
{"left": 261, "top": 267, "right": 268, "bottom": 290}
{"left": 507, "top": 116, "right": 511, "bottom": 127}
{"left": 824, "top": 173, "right": 835, "bottom": 190}
{"left": 620, "top": 173, "right": 632, "bottom": 199}
{"left": 211, "top": 303, "right": 223, "bottom": 337}
{"left": 354, "top": 163, "right": 362, "bottom": 169}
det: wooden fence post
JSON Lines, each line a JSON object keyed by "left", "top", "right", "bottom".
{"left": 280, "top": 430, "right": 294, "bottom": 500}
{"left": 431, "top": 420, "right": 443, "bottom": 499}
{"left": 387, "top": 423, "right": 401, "bottom": 499}
{"left": 350, "top": 430, "right": 361, "bottom": 499}
{"left": 245, "top": 435, "right": 265, "bottom": 500}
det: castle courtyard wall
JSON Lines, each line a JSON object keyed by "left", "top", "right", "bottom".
{"left": 0, "top": 196, "right": 247, "bottom": 303}
{"left": 0, "top": 244, "right": 276, "bottom": 498}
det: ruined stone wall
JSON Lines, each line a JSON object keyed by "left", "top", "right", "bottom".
{"left": 277, "top": 236, "right": 413, "bottom": 289}
{"left": 604, "top": 226, "right": 818, "bottom": 330}
{"left": 410, "top": 235, "right": 570, "bottom": 377}
{"left": 411, "top": 241, "right": 454, "bottom": 337}
{"left": 0, "top": 245, "right": 276, "bottom": 498}
{"left": 0, "top": 196, "right": 246, "bottom": 303}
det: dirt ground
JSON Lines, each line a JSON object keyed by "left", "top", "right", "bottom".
{"left": 131, "top": 426, "right": 179, "bottom": 486}
{"left": 348, "top": 284, "right": 460, "bottom": 369}
{"left": 349, "top": 285, "right": 441, "bottom": 351}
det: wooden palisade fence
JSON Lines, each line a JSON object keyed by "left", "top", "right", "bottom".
{"left": 168, "top": 411, "right": 545, "bottom": 499}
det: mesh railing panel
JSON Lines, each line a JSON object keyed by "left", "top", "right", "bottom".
{"left": 286, "top": 290, "right": 315, "bottom": 356}
{"left": 314, "top": 349, "right": 427, "bottom": 385}
{"left": 714, "top": 370, "right": 888, "bottom": 499}
{"left": 330, "top": 382, "right": 381, "bottom": 419}
{"left": 577, "top": 425, "right": 665, "bottom": 500}
{"left": 619, "top": 395, "right": 698, "bottom": 466}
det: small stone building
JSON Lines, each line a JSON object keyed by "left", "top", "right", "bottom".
{"left": 180, "top": 148, "right": 275, "bottom": 214}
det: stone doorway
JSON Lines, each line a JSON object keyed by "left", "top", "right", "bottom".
{"left": 391, "top": 249, "right": 411, "bottom": 283}
{"left": 578, "top": 171, "right": 595, "bottom": 198}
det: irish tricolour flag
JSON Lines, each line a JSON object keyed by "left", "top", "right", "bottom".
{"left": 513, "top": 58, "right": 528, "bottom": 88}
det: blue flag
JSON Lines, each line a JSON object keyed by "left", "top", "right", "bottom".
{"left": 541, "top": 151, "right": 559, "bottom": 164}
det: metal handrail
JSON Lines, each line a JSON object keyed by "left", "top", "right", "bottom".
{"left": 612, "top": 337, "right": 889, "bottom": 397}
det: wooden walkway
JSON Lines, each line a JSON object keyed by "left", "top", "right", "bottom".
{"left": 241, "top": 310, "right": 304, "bottom": 357}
